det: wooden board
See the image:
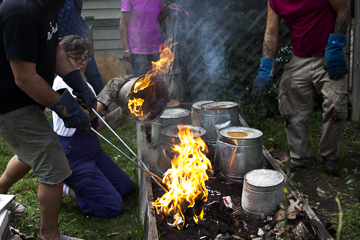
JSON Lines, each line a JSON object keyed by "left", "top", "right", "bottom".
{"left": 95, "top": 54, "right": 127, "bottom": 86}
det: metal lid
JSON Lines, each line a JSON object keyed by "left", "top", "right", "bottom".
{"left": 161, "top": 124, "right": 206, "bottom": 138}
{"left": 192, "top": 100, "right": 214, "bottom": 110}
{"left": 201, "top": 101, "right": 238, "bottom": 110}
{"left": 219, "top": 126, "right": 262, "bottom": 139}
{"left": 160, "top": 108, "right": 190, "bottom": 119}
{"left": 245, "top": 169, "right": 284, "bottom": 187}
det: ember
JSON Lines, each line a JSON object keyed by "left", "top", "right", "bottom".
{"left": 128, "top": 39, "right": 177, "bottom": 119}
{"left": 153, "top": 125, "right": 212, "bottom": 230}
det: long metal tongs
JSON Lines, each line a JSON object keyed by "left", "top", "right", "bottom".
{"left": 92, "top": 109, "right": 168, "bottom": 192}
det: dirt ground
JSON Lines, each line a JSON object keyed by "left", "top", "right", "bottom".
{"left": 270, "top": 121, "right": 360, "bottom": 237}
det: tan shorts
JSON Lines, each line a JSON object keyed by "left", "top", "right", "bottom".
{"left": 0, "top": 105, "right": 71, "bottom": 184}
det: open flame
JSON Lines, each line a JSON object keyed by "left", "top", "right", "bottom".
{"left": 153, "top": 125, "right": 212, "bottom": 230}
{"left": 128, "top": 39, "right": 177, "bottom": 118}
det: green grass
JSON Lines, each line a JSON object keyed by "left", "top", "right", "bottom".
{"left": 1, "top": 112, "right": 143, "bottom": 239}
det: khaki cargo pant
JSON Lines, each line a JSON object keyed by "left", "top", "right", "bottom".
{"left": 278, "top": 55, "right": 347, "bottom": 166}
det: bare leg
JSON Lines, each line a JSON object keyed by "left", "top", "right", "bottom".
{"left": 38, "top": 182, "right": 62, "bottom": 240}
{"left": 0, "top": 155, "right": 31, "bottom": 194}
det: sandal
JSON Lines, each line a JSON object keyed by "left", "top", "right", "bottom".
{"left": 323, "top": 159, "right": 340, "bottom": 172}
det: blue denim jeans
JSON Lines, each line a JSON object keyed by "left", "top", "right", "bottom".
{"left": 84, "top": 53, "right": 104, "bottom": 95}
{"left": 131, "top": 53, "right": 160, "bottom": 77}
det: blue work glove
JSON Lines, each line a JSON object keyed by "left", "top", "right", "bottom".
{"left": 324, "top": 33, "right": 348, "bottom": 80}
{"left": 63, "top": 69, "right": 97, "bottom": 118}
{"left": 48, "top": 89, "right": 92, "bottom": 135}
{"left": 251, "top": 58, "right": 274, "bottom": 100}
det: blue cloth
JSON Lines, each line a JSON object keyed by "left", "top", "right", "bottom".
{"left": 131, "top": 53, "right": 160, "bottom": 77}
{"left": 58, "top": 0, "right": 104, "bottom": 94}
{"left": 58, "top": 119, "right": 134, "bottom": 217}
{"left": 324, "top": 33, "right": 348, "bottom": 80}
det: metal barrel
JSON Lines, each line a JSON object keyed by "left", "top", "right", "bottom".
{"left": 215, "top": 126, "right": 263, "bottom": 181}
{"left": 191, "top": 100, "right": 214, "bottom": 126}
{"left": 151, "top": 108, "right": 191, "bottom": 148}
{"left": 156, "top": 125, "right": 206, "bottom": 177}
{"left": 241, "top": 169, "right": 285, "bottom": 215}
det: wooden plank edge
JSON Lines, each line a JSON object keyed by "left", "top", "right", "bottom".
{"left": 238, "top": 114, "right": 334, "bottom": 240}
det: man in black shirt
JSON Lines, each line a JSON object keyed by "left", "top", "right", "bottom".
{"left": 0, "top": 0, "right": 96, "bottom": 239}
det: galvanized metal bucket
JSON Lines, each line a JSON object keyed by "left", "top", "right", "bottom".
{"left": 215, "top": 127, "right": 263, "bottom": 181}
{"left": 200, "top": 101, "right": 239, "bottom": 145}
{"left": 151, "top": 108, "right": 191, "bottom": 147}
{"left": 191, "top": 100, "right": 214, "bottom": 127}
{"left": 241, "top": 169, "right": 285, "bottom": 215}
{"left": 157, "top": 125, "right": 206, "bottom": 176}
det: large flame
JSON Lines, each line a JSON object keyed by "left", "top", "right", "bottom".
{"left": 128, "top": 39, "right": 177, "bottom": 118}
{"left": 153, "top": 125, "right": 212, "bottom": 230}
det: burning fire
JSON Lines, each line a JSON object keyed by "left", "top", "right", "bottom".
{"left": 153, "top": 125, "right": 212, "bottom": 230}
{"left": 128, "top": 39, "right": 177, "bottom": 118}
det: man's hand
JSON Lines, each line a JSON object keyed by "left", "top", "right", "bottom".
{"left": 324, "top": 33, "right": 348, "bottom": 80}
{"left": 63, "top": 69, "right": 97, "bottom": 117}
{"left": 251, "top": 58, "right": 274, "bottom": 100}
{"left": 48, "top": 89, "right": 92, "bottom": 135}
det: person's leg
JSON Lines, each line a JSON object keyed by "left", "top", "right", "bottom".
{"left": 84, "top": 53, "right": 104, "bottom": 95}
{"left": 71, "top": 166, "right": 124, "bottom": 218}
{"left": 278, "top": 55, "right": 315, "bottom": 167}
{"left": 38, "top": 182, "right": 62, "bottom": 240}
{"left": 95, "top": 150, "right": 134, "bottom": 197}
{"left": 313, "top": 56, "right": 347, "bottom": 171}
{"left": 131, "top": 54, "right": 148, "bottom": 77}
{"left": 0, "top": 155, "right": 31, "bottom": 194}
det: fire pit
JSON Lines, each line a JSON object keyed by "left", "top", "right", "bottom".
{"left": 136, "top": 113, "right": 335, "bottom": 240}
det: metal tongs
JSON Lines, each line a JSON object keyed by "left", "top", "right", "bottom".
{"left": 91, "top": 109, "right": 168, "bottom": 192}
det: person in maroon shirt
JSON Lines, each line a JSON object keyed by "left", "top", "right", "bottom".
{"left": 252, "top": 0, "right": 350, "bottom": 173}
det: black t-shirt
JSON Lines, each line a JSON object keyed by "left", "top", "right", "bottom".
{"left": 0, "top": 0, "right": 58, "bottom": 113}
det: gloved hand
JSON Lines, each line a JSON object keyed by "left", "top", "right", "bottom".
{"left": 251, "top": 58, "right": 274, "bottom": 100}
{"left": 324, "top": 33, "right": 348, "bottom": 80}
{"left": 104, "top": 106, "right": 130, "bottom": 130}
{"left": 63, "top": 69, "right": 97, "bottom": 117}
{"left": 48, "top": 89, "right": 92, "bottom": 135}
{"left": 97, "top": 75, "right": 133, "bottom": 109}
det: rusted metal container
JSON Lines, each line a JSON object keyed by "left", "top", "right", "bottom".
{"left": 214, "top": 127, "right": 263, "bottom": 181}
{"left": 157, "top": 125, "right": 206, "bottom": 176}
{"left": 151, "top": 108, "right": 191, "bottom": 148}
{"left": 191, "top": 100, "right": 214, "bottom": 126}
{"left": 241, "top": 169, "right": 285, "bottom": 215}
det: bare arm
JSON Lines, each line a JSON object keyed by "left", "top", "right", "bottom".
{"left": 9, "top": 59, "right": 60, "bottom": 107}
{"left": 55, "top": 43, "right": 76, "bottom": 78}
{"left": 119, "top": 12, "right": 131, "bottom": 62}
{"left": 328, "top": 0, "right": 350, "bottom": 34}
{"left": 158, "top": 3, "right": 180, "bottom": 22}
{"left": 263, "top": 2, "right": 281, "bottom": 58}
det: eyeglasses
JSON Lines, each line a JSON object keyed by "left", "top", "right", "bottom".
{"left": 68, "top": 55, "right": 92, "bottom": 64}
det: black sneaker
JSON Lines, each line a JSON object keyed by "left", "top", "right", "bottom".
{"left": 323, "top": 159, "right": 340, "bottom": 172}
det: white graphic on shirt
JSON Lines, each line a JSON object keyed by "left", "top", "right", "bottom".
{"left": 47, "top": 22, "right": 58, "bottom": 41}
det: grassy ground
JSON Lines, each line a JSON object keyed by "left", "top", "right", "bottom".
{"left": 0, "top": 112, "right": 143, "bottom": 239}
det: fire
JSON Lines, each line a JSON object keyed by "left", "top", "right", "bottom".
{"left": 128, "top": 38, "right": 177, "bottom": 118}
{"left": 153, "top": 125, "right": 212, "bottom": 230}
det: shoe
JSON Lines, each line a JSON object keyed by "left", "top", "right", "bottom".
{"left": 283, "top": 162, "right": 305, "bottom": 173}
{"left": 9, "top": 201, "right": 27, "bottom": 217}
{"left": 36, "top": 233, "right": 83, "bottom": 240}
{"left": 323, "top": 159, "right": 340, "bottom": 172}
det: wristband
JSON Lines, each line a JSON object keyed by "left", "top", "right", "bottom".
{"left": 123, "top": 49, "right": 130, "bottom": 53}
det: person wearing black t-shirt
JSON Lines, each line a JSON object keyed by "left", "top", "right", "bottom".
{"left": 0, "top": 0, "right": 96, "bottom": 239}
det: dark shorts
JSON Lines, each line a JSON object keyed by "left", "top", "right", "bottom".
{"left": 131, "top": 53, "right": 160, "bottom": 77}
{"left": 0, "top": 105, "right": 71, "bottom": 184}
